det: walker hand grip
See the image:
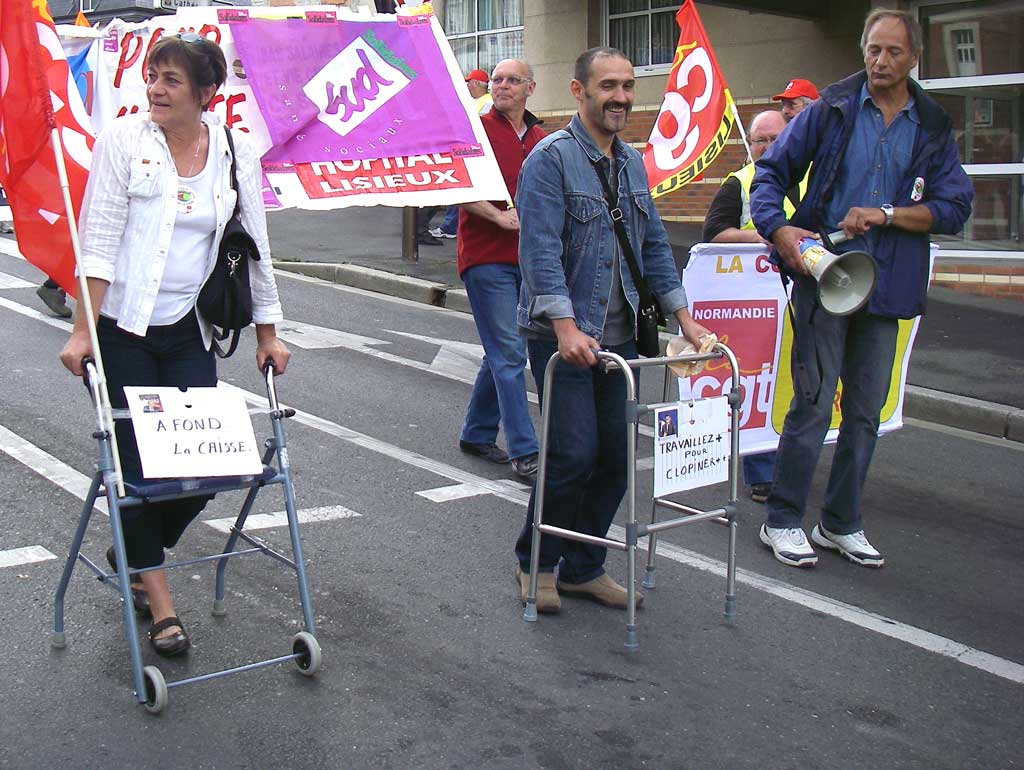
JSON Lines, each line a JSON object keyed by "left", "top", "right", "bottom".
{"left": 81, "top": 356, "right": 97, "bottom": 384}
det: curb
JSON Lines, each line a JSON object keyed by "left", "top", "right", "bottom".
{"left": 279, "top": 261, "right": 447, "bottom": 306}
{"left": 277, "top": 261, "right": 1023, "bottom": 444}
{"left": 904, "top": 385, "right": 1024, "bottom": 442}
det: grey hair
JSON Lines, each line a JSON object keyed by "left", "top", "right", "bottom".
{"left": 861, "top": 8, "right": 924, "bottom": 57}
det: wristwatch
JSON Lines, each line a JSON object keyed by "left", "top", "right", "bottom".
{"left": 880, "top": 203, "right": 895, "bottom": 227}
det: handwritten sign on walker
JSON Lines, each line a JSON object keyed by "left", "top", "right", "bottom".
{"left": 124, "top": 387, "right": 262, "bottom": 478}
{"left": 653, "top": 397, "right": 730, "bottom": 497}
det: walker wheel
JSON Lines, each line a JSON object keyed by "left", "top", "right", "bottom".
{"left": 142, "top": 666, "right": 168, "bottom": 714}
{"left": 291, "top": 631, "right": 321, "bottom": 676}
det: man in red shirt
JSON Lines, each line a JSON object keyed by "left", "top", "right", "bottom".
{"left": 457, "top": 59, "right": 545, "bottom": 480}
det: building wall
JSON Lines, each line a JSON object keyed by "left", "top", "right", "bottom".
{"left": 523, "top": 1, "right": 867, "bottom": 113}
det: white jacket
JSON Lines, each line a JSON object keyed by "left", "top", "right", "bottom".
{"left": 78, "top": 112, "right": 284, "bottom": 348}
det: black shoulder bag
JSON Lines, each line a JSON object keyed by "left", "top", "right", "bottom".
{"left": 588, "top": 155, "right": 665, "bottom": 358}
{"left": 196, "top": 126, "right": 260, "bottom": 358}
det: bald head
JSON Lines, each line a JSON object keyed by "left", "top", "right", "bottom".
{"left": 749, "top": 110, "right": 786, "bottom": 161}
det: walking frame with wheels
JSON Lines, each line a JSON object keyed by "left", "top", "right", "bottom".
{"left": 523, "top": 343, "right": 742, "bottom": 652}
{"left": 51, "top": 359, "right": 320, "bottom": 714}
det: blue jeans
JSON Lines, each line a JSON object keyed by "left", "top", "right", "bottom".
{"left": 767, "top": 277, "right": 898, "bottom": 535}
{"left": 460, "top": 263, "right": 538, "bottom": 460}
{"left": 515, "top": 337, "right": 637, "bottom": 583}
{"left": 743, "top": 451, "right": 776, "bottom": 485}
{"left": 440, "top": 205, "right": 459, "bottom": 235}
{"left": 99, "top": 313, "right": 217, "bottom": 568}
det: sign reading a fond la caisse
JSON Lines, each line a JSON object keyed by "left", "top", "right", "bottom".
{"left": 124, "top": 386, "right": 263, "bottom": 478}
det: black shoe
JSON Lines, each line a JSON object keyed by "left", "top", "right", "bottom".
{"left": 416, "top": 233, "right": 443, "bottom": 246}
{"left": 459, "top": 440, "right": 509, "bottom": 464}
{"left": 106, "top": 547, "right": 151, "bottom": 615}
{"left": 36, "top": 285, "right": 72, "bottom": 318}
{"left": 148, "top": 616, "right": 191, "bottom": 657}
{"left": 510, "top": 453, "right": 538, "bottom": 480}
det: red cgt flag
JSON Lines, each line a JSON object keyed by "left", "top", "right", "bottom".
{"left": 0, "top": 0, "right": 94, "bottom": 296}
{"left": 642, "top": 0, "right": 735, "bottom": 199}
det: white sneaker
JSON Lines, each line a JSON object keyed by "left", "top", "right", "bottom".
{"left": 759, "top": 524, "right": 817, "bottom": 567}
{"left": 811, "top": 524, "right": 884, "bottom": 567}
{"left": 428, "top": 227, "right": 456, "bottom": 239}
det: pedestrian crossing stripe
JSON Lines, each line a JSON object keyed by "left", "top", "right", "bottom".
{"left": 0, "top": 546, "right": 57, "bottom": 569}
{"left": 204, "top": 505, "right": 362, "bottom": 533}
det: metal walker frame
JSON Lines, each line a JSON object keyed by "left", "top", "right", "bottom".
{"left": 52, "top": 361, "right": 320, "bottom": 714}
{"left": 523, "top": 343, "right": 742, "bottom": 651}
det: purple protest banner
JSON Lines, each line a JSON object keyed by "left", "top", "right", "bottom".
{"left": 229, "top": 16, "right": 481, "bottom": 164}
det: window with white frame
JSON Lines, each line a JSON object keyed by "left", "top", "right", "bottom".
{"left": 607, "top": 0, "right": 678, "bottom": 71}
{"left": 917, "top": 0, "right": 1024, "bottom": 255}
{"left": 445, "top": 0, "right": 523, "bottom": 77}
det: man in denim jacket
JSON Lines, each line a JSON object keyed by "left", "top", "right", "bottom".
{"left": 513, "top": 47, "right": 710, "bottom": 613}
{"left": 751, "top": 10, "right": 973, "bottom": 569}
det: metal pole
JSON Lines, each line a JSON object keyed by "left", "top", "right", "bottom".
{"left": 523, "top": 351, "right": 560, "bottom": 622}
{"left": 49, "top": 127, "right": 125, "bottom": 496}
{"left": 402, "top": 207, "right": 418, "bottom": 262}
{"left": 730, "top": 101, "right": 753, "bottom": 166}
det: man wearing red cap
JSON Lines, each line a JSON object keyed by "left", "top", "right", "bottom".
{"left": 427, "top": 69, "right": 494, "bottom": 241}
{"left": 772, "top": 78, "right": 819, "bottom": 122}
{"left": 465, "top": 69, "right": 493, "bottom": 115}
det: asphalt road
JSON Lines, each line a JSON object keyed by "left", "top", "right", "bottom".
{"left": 0, "top": 248, "right": 1022, "bottom": 770}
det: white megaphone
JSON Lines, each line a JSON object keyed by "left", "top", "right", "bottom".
{"left": 797, "top": 231, "right": 876, "bottom": 316}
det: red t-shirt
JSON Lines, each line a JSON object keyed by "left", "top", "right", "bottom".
{"left": 457, "top": 109, "right": 546, "bottom": 277}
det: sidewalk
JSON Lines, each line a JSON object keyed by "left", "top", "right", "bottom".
{"left": 267, "top": 207, "right": 1024, "bottom": 442}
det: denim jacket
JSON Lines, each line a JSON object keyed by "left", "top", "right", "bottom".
{"left": 516, "top": 115, "right": 688, "bottom": 340}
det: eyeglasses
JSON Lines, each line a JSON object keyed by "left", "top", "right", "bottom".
{"left": 750, "top": 136, "right": 778, "bottom": 146}
{"left": 174, "top": 32, "right": 203, "bottom": 43}
{"left": 490, "top": 75, "right": 532, "bottom": 86}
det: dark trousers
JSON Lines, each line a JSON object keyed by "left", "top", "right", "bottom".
{"left": 766, "top": 277, "right": 898, "bottom": 534}
{"left": 98, "top": 314, "right": 217, "bottom": 568}
{"left": 514, "top": 337, "right": 637, "bottom": 583}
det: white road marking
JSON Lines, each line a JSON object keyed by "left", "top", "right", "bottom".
{"left": 0, "top": 238, "right": 25, "bottom": 260}
{"left": 417, "top": 483, "right": 492, "bottom": 502}
{"left": 0, "top": 546, "right": 57, "bottom": 569}
{"left": 387, "top": 330, "right": 493, "bottom": 383}
{"left": 0, "top": 296, "right": 72, "bottom": 332}
{"left": 611, "top": 529, "right": 1024, "bottom": 686}
{"left": 0, "top": 424, "right": 108, "bottom": 515}
{"left": 204, "top": 505, "right": 361, "bottom": 533}
{"left": 0, "top": 272, "right": 33, "bottom": 289}
{"left": 277, "top": 319, "right": 391, "bottom": 351}
{"left": 2, "top": 282, "right": 1020, "bottom": 685}
{"left": 222, "top": 382, "right": 529, "bottom": 507}
{"left": 274, "top": 267, "right": 469, "bottom": 318}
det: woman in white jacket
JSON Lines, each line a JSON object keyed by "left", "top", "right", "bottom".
{"left": 60, "top": 33, "right": 290, "bottom": 657}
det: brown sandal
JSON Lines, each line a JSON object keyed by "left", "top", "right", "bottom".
{"left": 148, "top": 616, "right": 191, "bottom": 657}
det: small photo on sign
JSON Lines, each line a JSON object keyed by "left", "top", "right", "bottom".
{"left": 139, "top": 394, "right": 164, "bottom": 414}
{"left": 657, "top": 409, "right": 678, "bottom": 438}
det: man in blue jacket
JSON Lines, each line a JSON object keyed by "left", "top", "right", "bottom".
{"left": 513, "top": 47, "right": 711, "bottom": 613}
{"left": 750, "top": 9, "right": 973, "bottom": 569}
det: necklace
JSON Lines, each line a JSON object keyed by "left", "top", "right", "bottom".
{"left": 183, "top": 126, "right": 204, "bottom": 177}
